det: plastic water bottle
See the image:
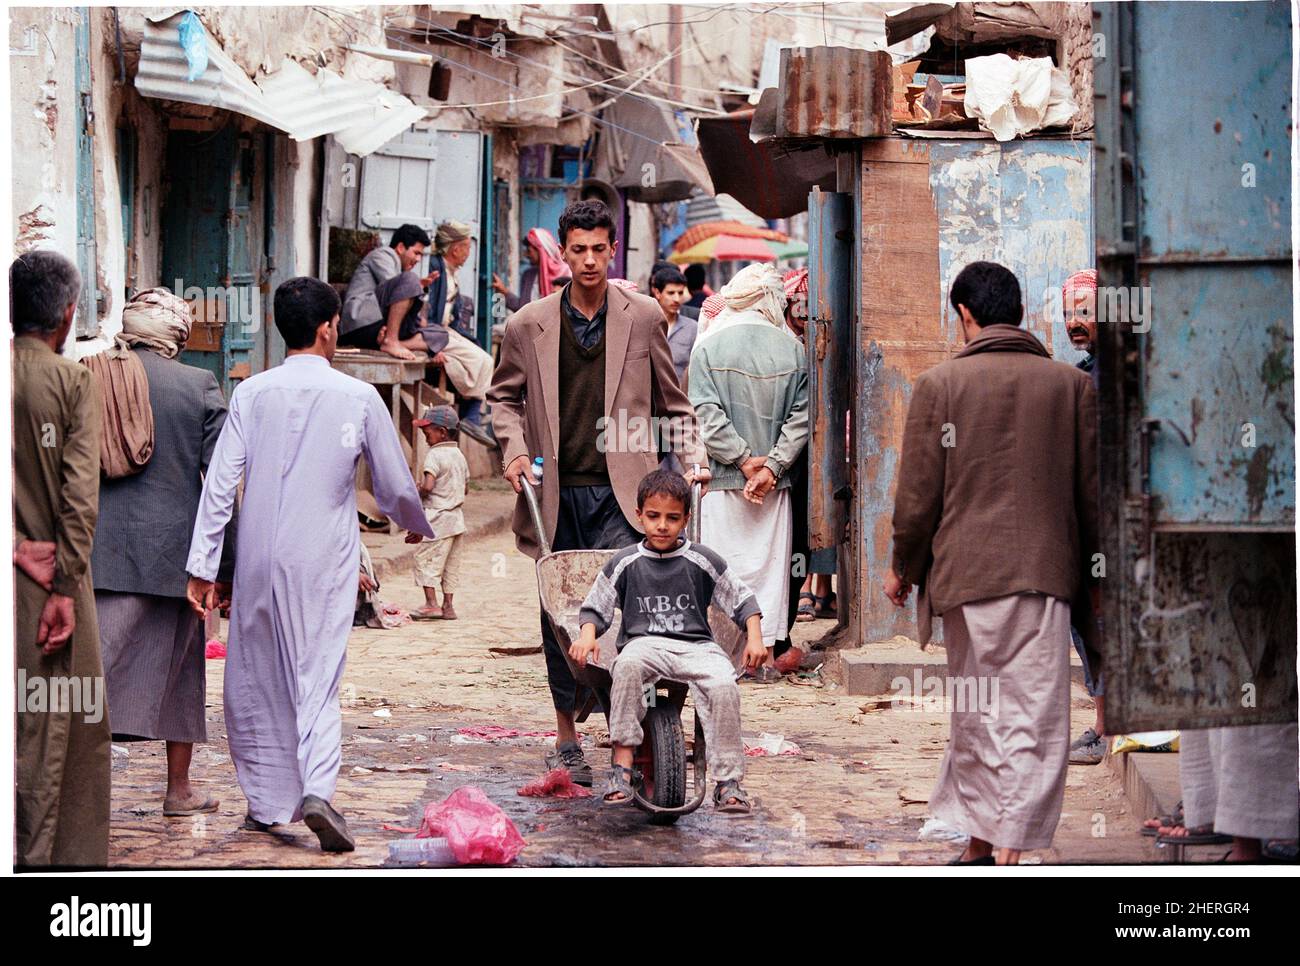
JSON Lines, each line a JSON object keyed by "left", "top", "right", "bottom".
{"left": 531, "top": 456, "right": 544, "bottom": 484}
{"left": 387, "top": 836, "right": 457, "bottom": 867}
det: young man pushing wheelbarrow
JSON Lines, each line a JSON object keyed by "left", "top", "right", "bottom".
{"left": 488, "top": 200, "right": 710, "bottom": 785}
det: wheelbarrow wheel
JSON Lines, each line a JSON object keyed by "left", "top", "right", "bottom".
{"left": 637, "top": 703, "right": 687, "bottom": 825}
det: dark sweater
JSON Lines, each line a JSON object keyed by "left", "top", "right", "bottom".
{"left": 558, "top": 302, "right": 609, "bottom": 485}
{"left": 579, "top": 538, "right": 761, "bottom": 649}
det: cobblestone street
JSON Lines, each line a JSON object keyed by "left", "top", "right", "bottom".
{"left": 108, "top": 491, "right": 1150, "bottom": 868}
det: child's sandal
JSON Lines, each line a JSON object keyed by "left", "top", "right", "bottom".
{"left": 713, "top": 779, "right": 751, "bottom": 814}
{"left": 601, "top": 766, "right": 636, "bottom": 806}
{"left": 796, "top": 592, "right": 817, "bottom": 622}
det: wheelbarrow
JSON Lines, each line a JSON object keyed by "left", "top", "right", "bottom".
{"left": 520, "top": 476, "right": 741, "bottom": 824}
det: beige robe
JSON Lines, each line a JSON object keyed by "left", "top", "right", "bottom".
{"left": 12, "top": 335, "right": 111, "bottom": 866}
{"left": 927, "top": 592, "right": 1072, "bottom": 852}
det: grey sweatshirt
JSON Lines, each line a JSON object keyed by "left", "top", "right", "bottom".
{"left": 579, "top": 538, "right": 761, "bottom": 650}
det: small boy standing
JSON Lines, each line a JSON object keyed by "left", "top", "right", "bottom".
{"left": 411, "top": 405, "right": 469, "bottom": 620}
{"left": 570, "top": 469, "right": 765, "bottom": 813}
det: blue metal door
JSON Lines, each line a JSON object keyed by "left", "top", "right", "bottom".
{"left": 1095, "top": 1, "right": 1295, "bottom": 730}
{"left": 162, "top": 126, "right": 260, "bottom": 397}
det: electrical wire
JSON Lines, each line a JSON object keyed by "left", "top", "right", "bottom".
{"left": 327, "top": 13, "right": 699, "bottom": 148}
{"left": 335, "top": 7, "right": 737, "bottom": 115}
{"left": 321, "top": 5, "right": 738, "bottom": 117}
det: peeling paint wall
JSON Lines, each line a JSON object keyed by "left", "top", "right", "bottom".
{"left": 10, "top": 8, "right": 81, "bottom": 348}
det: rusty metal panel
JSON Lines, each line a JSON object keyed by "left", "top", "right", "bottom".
{"left": 856, "top": 139, "right": 942, "bottom": 646}
{"left": 1144, "top": 263, "right": 1294, "bottom": 527}
{"left": 1094, "top": 1, "right": 1296, "bottom": 731}
{"left": 1111, "top": 532, "right": 1297, "bottom": 732}
{"left": 1132, "top": 2, "right": 1290, "bottom": 261}
{"left": 777, "top": 47, "right": 893, "bottom": 139}
{"left": 806, "top": 188, "right": 853, "bottom": 553}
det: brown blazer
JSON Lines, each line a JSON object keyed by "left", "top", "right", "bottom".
{"left": 891, "top": 324, "right": 1100, "bottom": 647}
{"left": 488, "top": 282, "right": 707, "bottom": 559}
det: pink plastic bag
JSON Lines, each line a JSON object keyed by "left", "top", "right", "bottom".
{"left": 205, "top": 639, "right": 227, "bottom": 659}
{"left": 416, "top": 786, "right": 526, "bottom": 865}
{"left": 517, "top": 768, "right": 592, "bottom": 799}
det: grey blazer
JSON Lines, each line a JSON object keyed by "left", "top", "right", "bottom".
{"left": 92, "top": 347, "right": 236, "bottom": 598}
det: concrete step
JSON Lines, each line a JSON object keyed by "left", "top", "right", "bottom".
{"left": 836, "top": 638, "right": 949, "bottom": 696}
{"left": 1108, "top": 749, "right": 1183, "bottom": 863}
{"left": 825, "top": 636, "right": 1087, "bottom": 694}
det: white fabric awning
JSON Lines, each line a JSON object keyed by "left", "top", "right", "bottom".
{"left": 135, "top": 12, "right": 426, "bottom": 157}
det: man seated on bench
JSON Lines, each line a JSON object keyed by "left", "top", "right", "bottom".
{"left": 339, "top": 224, "right": 436, "bottom": 356}
{"left": 365, "top": 257, "right": 495, "bottom": 447}
{"left": 570, "top": 469, "right": 765, "bottom": 814}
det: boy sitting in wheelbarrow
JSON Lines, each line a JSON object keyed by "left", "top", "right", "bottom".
{"left": 570, "top": 470, "right": 766, "bottom": 813}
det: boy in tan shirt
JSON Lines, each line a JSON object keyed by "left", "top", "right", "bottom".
{"left": 411, "top": 405, "right": 469, "bottom": 620}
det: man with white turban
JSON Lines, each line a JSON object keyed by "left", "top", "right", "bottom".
{"left": 687, "top": 264, "right": 810, "bottom": 681}
{"left": 90, "top": 286, "right": 237, "bottom": 817}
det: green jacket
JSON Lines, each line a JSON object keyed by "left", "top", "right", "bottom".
{"left": 686, "top": 319, "right": 809, "bottom": 491}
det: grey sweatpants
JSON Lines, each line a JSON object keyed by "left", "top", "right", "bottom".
{"left": 609, "top": 636, "right": 744, "bottom": 783}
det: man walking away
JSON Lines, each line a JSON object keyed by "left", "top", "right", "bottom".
{"left": 885, "top": 261, "right": 1100, "bottom": 865}
{"left": 90, "top": 287, "right": 237, "bottom": 817}
{"left": 186, "top": 277, "right": 434, "bottom": 852}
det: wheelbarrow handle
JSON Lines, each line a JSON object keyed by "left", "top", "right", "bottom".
{"left": 688, "top": 463, "right": 702, "bottom": 544}
{"left": 519, "top": 474, "right": 551, "bottom": 556}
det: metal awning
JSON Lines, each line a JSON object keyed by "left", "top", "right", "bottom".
{"left": 591, "top": 94, "right": 714, "bottom": 204}
{"left": 135, "top": 12, "right": 426, "bottom": 157}
{"left": 694, "top": 109, "right": 837, "bottom": 220}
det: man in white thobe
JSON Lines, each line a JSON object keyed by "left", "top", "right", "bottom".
{"left": 186, "top": 277, "right": 434, "bottom": 852}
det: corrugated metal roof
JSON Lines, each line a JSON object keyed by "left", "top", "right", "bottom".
{"left": 257, "top": 61, "right": 377, "bottom": 142}
{"left": 776, "top": 46, "right": 895, "bottom": 139}
{"left": 333, "top": 88, "right": 428, "bottom": 158}
{"left": 136, "top": 12, "right": 426, "bottom": 157}
{"left": 135, "top": 11, "right": 291, "bottom": 133}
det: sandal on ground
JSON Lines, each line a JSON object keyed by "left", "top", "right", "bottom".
{"left": 1157, "top": 824, "right": 1232, "bottom": 846}
{"left": 1141, "top": 800, "right": 1183, "bottom": 837}
{"left": 241, "top": 813, "right": 273, "bottom": 832}
{"left": 411, "top": 606, "right": 443, "bottom": 621}
{"left": 947, "top": 852, "right": 995, "bottom": 865}
{"left": 358, "top": 512, "right": 389, "bottom": 532}
{"left": 601, "top": 766, "right": 636, "bottom": 806}
{"left": 1263, "top": 840, "right": 1298, "bottom": 863}
{"left": 813, "top": 593, "right": 837, "bottom": 619}
{"left": 796, "top": 592, "right": 817, "bottom": 622}
{"left": 441, "top": 602, "right": 458, "bottom": 621}
{"left": 713, "top": 779, "right": 751, "bottom": 814}
{"left": 163, "top": 794, "right": 220, "bottom": 817}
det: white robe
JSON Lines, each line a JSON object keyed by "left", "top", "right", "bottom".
{"left": 187, "top": 354, "right": 434, "bottom": 824}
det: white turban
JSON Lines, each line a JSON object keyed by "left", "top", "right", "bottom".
{"left": 115, "top": 287, "right": 193, "bottom": 359}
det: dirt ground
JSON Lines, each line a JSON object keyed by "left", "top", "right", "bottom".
{"left": 108, "top": 517, "right": 1154, "bottom": 868}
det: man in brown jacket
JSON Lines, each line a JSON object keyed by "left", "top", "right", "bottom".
{"left": 489, "top": 200, "right": 708, "bottom": 784}
{"left": 12, "top": 250, "right": 111, "bottom": 866}
{"left": 885, "top": 261, "right": 1100, "bottom": 866}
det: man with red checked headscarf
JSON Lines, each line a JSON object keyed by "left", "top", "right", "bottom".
{"left": 1062, "top": 269, "right": 1098, "bottom": 382}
